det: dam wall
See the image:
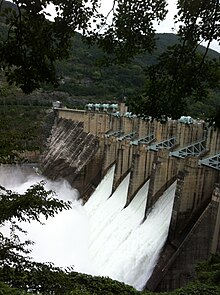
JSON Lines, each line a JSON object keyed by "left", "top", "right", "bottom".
{"left": 206, "top": 127, "right": 220, "bottom": 155}
{"left": 145, "top": 150, "right": 177, "bottom": 212}
{"left": 146, "top": 184, "right": 220, "bottom": 291}
{"left": 40, "top": 118, "right": 102, "bottom": 197}
{"left": 169, "top": 159, "right": 219, "bottom": 239}
{"left": 52, "top": 107, "right": 219, "bottom": 210}
{"left": 41, "top": 106, "right": 220, "bottom": 291}
{"left": 57, "top": 108, "right": 205, "bottom": 148}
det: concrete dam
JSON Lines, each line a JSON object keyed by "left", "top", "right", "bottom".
{"left": 40, "top": 103, "right": 220, "bottom": 292}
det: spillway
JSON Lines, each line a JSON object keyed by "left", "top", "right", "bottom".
{"left": 86, "top": 176, "right": 176, "bottom": 290}
{"left": 85, "top": 174, "right": 149, "bottom": 273}
{"left": 104, "top": 182, "right": 176, "bottom": 290}
{"left": 0, "top": 165, "right": 176, "bottom": 291}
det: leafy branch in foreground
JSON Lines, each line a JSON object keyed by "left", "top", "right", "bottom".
{"left": 87, "top": 0, "right": 168, "bottom": 63}
{"left": 0, "top": 181, "right": 71, "bottom": 224}
{"left": 0, "top": 181, "right": 72, "bottom": 293}
{"left": 0, "top": 0, "right": 100, "bottom": 93}
{"left": 0, "top": 0, "right": 169, "bottom": 93}
{"left": 128, "top": 44, "right": 220, "bottom": 125}
{"left": 134, "top": 0, "right": 220, "bottom": 124}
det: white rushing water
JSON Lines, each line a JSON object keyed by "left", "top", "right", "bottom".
{"left": 0, "top": 165, "right": 176, "bottom": 291}
{"left": 0, "top": 165, "right": 92, "bottom": 274}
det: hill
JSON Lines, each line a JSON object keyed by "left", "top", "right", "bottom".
{"left": 51, "top": 32, "right": 219, "bottom": 106}
{"left": 0, "top": 0, "right": 219, "bottom": 105}
{"left": 0, "top": 3, "right": 219, "bottom": 112}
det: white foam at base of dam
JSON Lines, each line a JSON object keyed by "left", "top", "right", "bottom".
{"left": 0, "top": 165, "right": 176, "bottom": 290}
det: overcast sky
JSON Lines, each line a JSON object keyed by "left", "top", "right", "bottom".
{"left": 45, "top": 0, "right": 219, "bottom": 53}
{"left": 100, "top": 0, "right": 178, "bottom": 31}
{"left": 99, "top": 0, "right": 219, "bottom": 53}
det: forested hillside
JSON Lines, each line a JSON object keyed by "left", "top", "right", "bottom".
{"left": 0, "top": 10, "right": 219, "bottom": 110}
{"left": 52, "top": 33, "right": 182, "bottom": 100}
{"left": 49, "top": 32, "right": 220, "bottom": 105}
{"left": 0, "top": 0, "right": 219, "bottom": 117}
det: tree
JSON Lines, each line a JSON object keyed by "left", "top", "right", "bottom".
{"left": 0, "top": 0, "right": 102, "bottom": 93}
{"left": 125, "top": 0, "right": 220, "bottom": 124}
{"left": 87, "top": 0, "right": 168, "bottom": 62}
{"left": 128, "top": 44, "right": 220, "bottom": 121}
{"left": 0, "top": 1, "right": 219, "bottom": 97}
{"left": 0, "top": 0, "right": 168, "bottom": 93}
{"left": 1, "top": 0, "right": 219, "bottom": 124}
{"left": 0, "top": 181, "right": 72, "bottom": 293}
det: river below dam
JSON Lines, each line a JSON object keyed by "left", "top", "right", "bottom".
{"left": 0, "top": 164, "right": 176, "bottom": 291}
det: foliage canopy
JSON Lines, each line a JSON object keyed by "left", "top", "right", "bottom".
{"left": 0, "top": 0, "right": 170, "bottom": 93}
{"left": 0, "top": 0, "right": 219, "bottom": 124}
{"left": 124, "top": 0, "right": 220, "bottom": 123}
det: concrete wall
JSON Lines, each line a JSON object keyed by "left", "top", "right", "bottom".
{"left": 146, "top": 184, "right": 220, "bottom": 292}
{"left": 40, "top": 118, "right": 101, "bottom": 197}
{"left": 55, "top": 108, "right": 220, "bottom": 207}
{"left": 58, "top": 108, "right": 85, "bottom": 122}
{"left": 136, "top": 119, "right": 154, "bottom": 139}
{"left": 57, "top": 108, "right": 207, "bottom": 148}
{"left": 84, "top": 112, "right": 111, "bottom": 135}
{"left": 113, "top": 140, "right": 133, "bottom": 191}
{"left": 168, "top": 159, "right": 219, "bottom": 240}
{"left": 176, "top": 122, "right": 204, "bottom": 147}
{"left": 206, "top": 127, "right": 220, "bottom": 155}
{"left": 58, "top": 108, "right": 111, "bottom": 136}
{"left": 102, "top": 136, "right": 118, "bottom": 175}
{"left": 145, "top": 150, "right": 177, "bottom": 213}
{"left": 44, "top": 109, "right": 220, "bottom": 292}
{"left": 126, "top": 144, "right": 154, "bottom": 205}
{"left": 154, "top": 121, "right": 177, "bottom": 142}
